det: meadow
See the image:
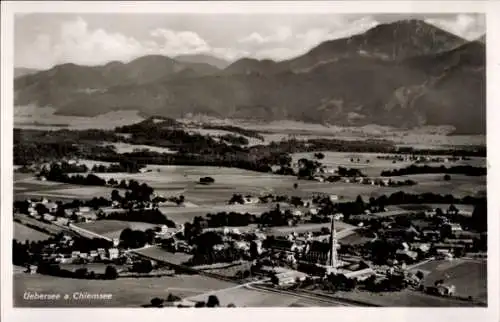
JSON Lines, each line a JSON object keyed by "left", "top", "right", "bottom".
{"left": 411, "top": 259, "right": 487, "bottom": 302}
{"left": 14, "top": 222, "right": 51, "bottom": 242}
{"left": 76, "top": 220, "right": 158, "bottom": 239}
{"left": 14, "top": 273, "right": 235, "bottom": 307}
{"left": 185, "top": 285, "right": 341, "bottom": 307}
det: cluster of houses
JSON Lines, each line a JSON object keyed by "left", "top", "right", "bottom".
{"left": 376, "top": 154, "right": 465, "bottom": 164}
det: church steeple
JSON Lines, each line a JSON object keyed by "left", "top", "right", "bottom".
{"left": 327, "top": 215, "right": 338, "bottom": 272}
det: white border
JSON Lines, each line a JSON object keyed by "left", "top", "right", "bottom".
{"left": 1, "top": 2, "right": 499, "bottom": 322}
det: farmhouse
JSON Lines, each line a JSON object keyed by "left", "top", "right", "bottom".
{"left": 43, "top": 213, "right": 56, "bottom": 222}
{"left": 108, "top": 248, "right": 119, "bottom": 259}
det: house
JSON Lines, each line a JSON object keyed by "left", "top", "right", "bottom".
{"left": 112, "top": 238, "right": 120, "bottom": 247}
{"left": 97, "top": 248, "right": 106, "bottom": 255}
{"left": 344, "top": 267, "right": 376, "bottom": 281}
{"left": 395, "top": 249, "right": 418, "bottom": 262}
{"left": 410, "top": 243, "right": 431, "bottom": 253}
{"left": 27, "top": 265, "right": 38, "bottom": 274}
{"left": 156, "top": 225, "right": 169, "bottom": 235}
{"left": 71, "top": 251, "right": 81, "bottom": 258}
{"left": 254, "top": 232, "right": 267, "bottom": 240}
{"left": 78, "top": 206, "right": 91, "bottom": 213}
{"left": 89, "top": 250, "right": 98, "bottom": 258}
{"left": 212, "top": 244, "right": 226, "bottom": 251}
{"left": 56, "top": 217, "right": 69, "bottom": 225}
{"left": 79, "top": 253, "right": 88, "bottom": 259}
{"left": 43, "top": 213, "right": 56, "bottom": 222}
{"left": 427, "top": 284, "right": 456, "bottom": 296}
{"left": 293, "top": 210, "right": 303, "bottom": 217}
{"left": 333, "top": 213, "right": 344, "bottom": 220}
{"left": 46, "top": 202, "right": 58, "bottom": 213}
{"left": 309, "top": 208, "right": 318, "bottom": 215}
{"left": 422, "top": 230, "right": 441, "bottom": 240}
{"left": 108, "top": 248, "right": 119, "bottom": 260}
{"left": 268, "top": 238, "right": 296, "bottom": 253}
{"left": 233, "top": 241, "right": 250, "bottom": 251}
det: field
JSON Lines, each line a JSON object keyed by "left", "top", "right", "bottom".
{"left": 105, "top": 142, "right": 176, "bottom": 154}
{"left": 322, "top": 289, "right": 482, "bottom": 307}
{"left": 185, "top": 285, "right": 341, "bottom": 307}
{"left": 75, "top": 220, "right": 158, "bottom": 239}
{"left": 14, "top": 273, "right": 235, "bottom": 307}
{"left": 14, "top": 213, "right": 67, "bottom": 235}
{"left": 134, "top": 246, "right": 192, "bottom": 265}
{"left": 410, "top": 259, "right": 487, "bottom": 302}
{"left": 14, "top": 176, "right": 117, "bottom": 201}
{"left": 14, "top": 222, "right": 51, "bottom": 242}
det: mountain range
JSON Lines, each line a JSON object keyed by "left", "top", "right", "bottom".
{"left": 14, "top": 19, "right": 486, "bottom": 134}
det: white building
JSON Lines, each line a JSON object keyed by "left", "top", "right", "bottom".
{"left": 108, "top": 248, "right": 119, "bottom": 260}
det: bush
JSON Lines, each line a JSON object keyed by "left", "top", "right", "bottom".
{"left": 199, "top": 177, "right": 215, "bottom": 184}
{"left": 150, "top": 297, "right": 164, "bottom": 307}
{"left": 104, "top": 265, "right": 118, "bottom": 280}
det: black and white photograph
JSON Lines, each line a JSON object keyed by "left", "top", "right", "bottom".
{"left": 1, "top": 1, "right": 499, "bottom": 320}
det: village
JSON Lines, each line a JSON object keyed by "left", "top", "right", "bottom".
{"left": 13, "top": 152, "right": 487, "bottom": 307}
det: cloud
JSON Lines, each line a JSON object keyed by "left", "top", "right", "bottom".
{"left": 238, "top": 26, "right": 292, "bottom": 45}
{"left": 251, "top": 16, "right": 379, "bottom": 60}
{"left": 425, "top": 14, "right": 485, "bottom": 40}
{"left": 150, "top": 28, "right": 210, "bottom": 54}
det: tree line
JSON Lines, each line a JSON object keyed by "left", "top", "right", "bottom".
{"left": 381, "top": 164, "right": 487, "bottom": 177}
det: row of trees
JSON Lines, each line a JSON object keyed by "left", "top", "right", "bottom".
{"left": 105, "top": 209, "right": 176, "bottom": 227}
{"left": 36, "top": 263, "right": 119, "bottom": 280}
{"left": 381, "top": 165, "right": 487, "bottom": 177}
{"left": 91, "top": 160, "right": 145, "bottom": 173}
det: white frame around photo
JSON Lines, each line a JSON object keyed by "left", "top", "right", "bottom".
{"left": 1, "top": 1, "right": 499, "bottom": 322}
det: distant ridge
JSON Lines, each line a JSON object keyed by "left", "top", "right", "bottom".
{"left": 14, "top": 19, "right": 485, "bottom": 135}
{"left": 14, "top": 67, "right": 40, "bottom": 78}
{"left": 174, "top": 54, "right": 230, "bottom": 69}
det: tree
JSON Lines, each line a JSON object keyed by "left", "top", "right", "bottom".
{"left": 111, "top": 189, "right": 122, "bottom": 202}
{"left": 270, "top": 273, "right": 280, "bottom": 285}
{"left": 150, "top": 297, "right": 164, "bottom": 308}
{"left": 167, "top": 293, "right": 181, "bottom": 302}
{"left": 206, "top": 295, "right": 220, "bottom": 307}
{"left": 443, "top": 174, "right": 451, "bottom": 181}
{"left": 250, "top": 241, "right": 259, "bottom": 259}
{"left": 227, "top": 303, "right": 236, "bottom": 307}
{"left": 314, "top": 152, "right": 325, "bottom": 160}
{"left": 35, "top": 203, "right": 49, "bottom": 216}
{"left": 293, "top": 183, "right": 298, "bottom": 189}
{"left": 415, "top": 270, "right": 424, "bottom": 280}
{"left": 471, "top": 202, "right": 487, "bottom": 232}
{"left": 448, "top": 204, "right": 459, "bottom": 215}
{"left": 104, "top": 265, "right": 118, "bottom": 280}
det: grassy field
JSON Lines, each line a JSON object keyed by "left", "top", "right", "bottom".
{"left": 185, "top": 285, "right": 341, "bottom": 307}
{"left": 14, "top": 222, "right": 51, "bottom": 242}
{"left": 14, "top": 214, "right": 67, "bottom": 236}
{"left": 105, "top": 142, "right": 176, "bottom": 154}
{"left": 14, "top": 273, "right": 234, "bottom": 307}
{"left": 134, "top": 246, "right": 192, "bottom": 265}
{"left": 324, "top": 289, "right": 482, "bottom": 307}
{"left": 411, "top": 259, "right": 487, "bottom": 302}
{"left": 76, "top": 220, "right": 158, "bottom": 239}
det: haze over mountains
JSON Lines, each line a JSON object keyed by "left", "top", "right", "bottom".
{"left": 14, "top": 19, "right": 486, "bottom": 134}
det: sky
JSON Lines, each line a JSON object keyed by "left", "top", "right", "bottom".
{"left": 14, "top": 13, "right": 485, "bottom": 69}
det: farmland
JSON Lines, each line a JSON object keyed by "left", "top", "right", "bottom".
{"left": 75, "top": 220, "right": 158, "bottom": 239}
{"left": 14, "top": 273, "right": 235, "bottom": 307}
{"left": 410, "top": 259, "right": 487, "bottom": 302}
{"left": 14, "top": 222, "right": 51, "bottom": 242}
{"left": 185, "top": 284, "right": 342, "bottom": 307}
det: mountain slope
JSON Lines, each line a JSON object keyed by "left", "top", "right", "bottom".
{"left": 282, "top": 19, "right": 467, "bottom": 72}
{"left": 14, "top": 68, "right": 40, "bottom": 78}
{"left": 174, "top": 54, "right": 230, "bottom": 69}
{"left": 13, "top": 20, "right": 485, "bottom": 134}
